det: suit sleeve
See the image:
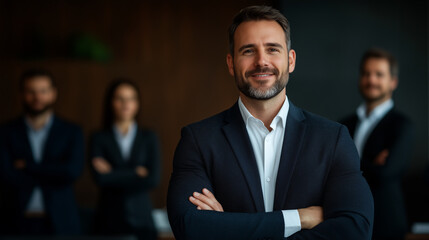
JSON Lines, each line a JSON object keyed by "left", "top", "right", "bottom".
{"left": 25, "top": 126, "right": 85, "bottom": 185}
{"left": 288, "top": 125, "right": 374, "bottom": 240}
{"left": 0, "top": 127, "right": 35, "bottom": 187}
{"left": 90, "top": 131, "right": 161, "bottom": 191}
{"left": 167, "top": 126, "right": 285, "bottom": 240}
{"left": 362, "top": 119, "right": 414, "bottom": 180}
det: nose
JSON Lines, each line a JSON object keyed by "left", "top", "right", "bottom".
{"left": 367, "top": 73, "right": 378, "bottom": 84}
{"left": 255, "top": 51, "right": 269, "bottom": 68}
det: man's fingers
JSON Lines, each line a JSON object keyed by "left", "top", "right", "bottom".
{"left": 193, "top": 191, "right": 216, "bottom": 207}
{"left": 189, "top": 196, "right": 213, "bottom": 210}
{"left": 194, "top": 190, "right": 224, "bottom": 212}
{"left": 202, "top": 188, "right": 215, "bottom": 198}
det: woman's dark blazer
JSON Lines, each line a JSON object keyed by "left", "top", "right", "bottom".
{"left": 89, "top": 127, "right": 161, "bottom": 234}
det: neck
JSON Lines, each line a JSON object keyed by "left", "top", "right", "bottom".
{"left": 365, "top": 96, "right": 391, "bottom": 116}
{"left": 240, "top": 89, "right": 286, "bottom": 130}
{"left": 115, "top": 119, "right": 134, "bottom": 135}
{"left": 26, "top": 110, "right": 53, "bottom": 130}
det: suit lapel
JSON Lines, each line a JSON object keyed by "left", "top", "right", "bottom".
{"left": 128, "top": 128, "right": 142, "bottom": 166}
{"left": 362, "top": 109, "right": 393, "bottom": 156}
{"left": 107, "top": 129, "right": 127, "bottom": 165}
{"left": 17, "top": 117, "right": 35, "bottom": 163}
{"left": 42, "top": 116, "right": 58, "bottom": 162}
{"left": 222, "top": 103, "right": 265, "bottom": 212}
{"left": 274, "top": 103, "right": 307, "bottom": 210}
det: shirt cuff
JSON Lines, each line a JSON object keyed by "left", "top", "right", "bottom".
{"left": 282, "top": 209, "right": 301, "bottom": 237}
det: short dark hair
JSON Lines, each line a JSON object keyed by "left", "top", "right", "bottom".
{"left": 102, "top": 78, "right": 141, "bottom": 130}
{"left": 19, "top": 68, "right": 56, "bottom": 90}
{"left": 360, "top": 48, "right": 399, "bottom": 77}
{"left": 228, "top": 5, "right": 291, "bottom": 56}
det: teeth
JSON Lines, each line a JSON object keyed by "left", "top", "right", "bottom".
{"left": 256, "top": 74, "right": 270, "bottom": 77}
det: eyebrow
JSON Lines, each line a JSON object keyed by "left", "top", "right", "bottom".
{"left": 238, "top": 42, "right": 284, "bottom": 53}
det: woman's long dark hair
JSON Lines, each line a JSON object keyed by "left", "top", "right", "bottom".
{"left": 102, "top": 78, "right": 141, "bottom": 130}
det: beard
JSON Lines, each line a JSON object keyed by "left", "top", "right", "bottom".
{"left": 359, "top": 84, "right": 390, "bottom": 103}
{"left": 23, "top": 102, "right": 54, "bottom": 117}
{"left": 234, "top": 65, "right": 289, "bottom": 100}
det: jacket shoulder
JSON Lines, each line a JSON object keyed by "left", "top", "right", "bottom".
{"left": 185, "top": 108, "right": 229, "bottom": 131}
{"left": 300, "top": 108, "right": 344, "bottom": 131}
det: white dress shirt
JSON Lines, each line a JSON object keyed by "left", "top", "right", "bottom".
{"left": 238, "top": 96, "right": 301, "bottom": 237}
{"left": 354, "top": 99, "right": 394, "bottom": 158}
{"left": 25, "top": 114, "right": 54, "bottom": 213}
{"left": 113, "top": 122, "right": 138, "bottom": 161}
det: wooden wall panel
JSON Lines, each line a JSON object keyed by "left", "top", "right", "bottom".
{"left": 0, "top": 0, "right": 272, "bottom": 208}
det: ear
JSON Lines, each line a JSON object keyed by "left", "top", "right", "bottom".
{"left": 391, "top": 77, "right": 398, "bottom": 91}
{"left": 52, "top": 87, "right": 58, "bottom": 102}
{"left": 288, "top": 49, "right": 296, "bottom": 73}
{"left": 226, "top": 53, "right": 235, "bottom": 76}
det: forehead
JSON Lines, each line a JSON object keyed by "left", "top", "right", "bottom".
{"left": 24, "top": 76, "right": 52, "bottom": 88}
{"left": 115, "top": 84, "right": 137, "bottom": 95}
{"left": 363, "top": 58, "right": 390, "bottom": 71}
{"left": 234, "top": 20, "right": 286, "bottom": 49}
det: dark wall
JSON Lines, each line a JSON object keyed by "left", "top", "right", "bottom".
{"left": 275, "top": 0, "right": 429, "bottom": 223}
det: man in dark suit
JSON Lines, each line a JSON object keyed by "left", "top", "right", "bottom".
{"left": 167, "top": 6, "right": 374, "bottom": 240}
{"left": 0, "top": 69, "right": 84, "bottom": 235}
{"left": 341, "top": 49, "right": 414, "bottom": 240}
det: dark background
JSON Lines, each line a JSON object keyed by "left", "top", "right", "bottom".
{"left": 0, "top": 0, "right": 427, "bottom": 229}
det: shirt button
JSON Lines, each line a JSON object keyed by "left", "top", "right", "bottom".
{"left": 266, "top": 177, "right": 271, "bottom": 182}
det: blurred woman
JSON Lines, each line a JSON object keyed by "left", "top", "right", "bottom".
{"left": 90, "top": 79, "right": 160, "bottom": 240}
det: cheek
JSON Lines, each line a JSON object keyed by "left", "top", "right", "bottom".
{"left": 235, "top": 58, "right": 252, "bottom": 73}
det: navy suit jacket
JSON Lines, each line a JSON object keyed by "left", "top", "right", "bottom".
{"left": 341, "top": 109, "right": 414, "bottom": 238}
{"left": 0, "top": 116, "right": 84, "bottom": 235}
{"left": 89, "top": 128, "right": 161, "bottom": 234}
{"left": 167, "top": 101, "right": 374, "bottom": 240}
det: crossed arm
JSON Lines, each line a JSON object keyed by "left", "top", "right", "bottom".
{"left": 89, "top": 132, "right": 161, "bottom": 191}
{"left": 167, "top": 125, "right": 374, "bottom": 240}
{"left": 189, "top": 188, "right": 323, "bottom": 230}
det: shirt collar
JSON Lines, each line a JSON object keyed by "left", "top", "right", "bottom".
{"left": 25, "top": 113, "right": 54, "bottom": 133}
{"left": 238, "top": 95, "right": 289, "bottom": 129}
{"left": 113, "top": 121, "right": 137, "bottom": 139}
{"left": 356, "top": 99, "right": 394, "bottom": 121}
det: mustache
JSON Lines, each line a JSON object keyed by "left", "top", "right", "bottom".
{"left": 363, "top": 84, "right": 382, "bottom": 90}
{"left": 245, "top": 67, "right": 279, "bottom": 78}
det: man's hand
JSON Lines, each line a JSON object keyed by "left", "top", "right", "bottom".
{"left": 374, "top": 149, "right": 389, "bottom": 166}
{"left": 298, "top": 206, "right": 323, "bottom": 229}
{"left": 136, "top": 166, "right": 149, "bottom": 178}
{"left": 189, "top": 188, "right": 224, "bottom": 212}
{"left": 14, "top": 159, "right": 26, "bottom": 169}
{"left": 92, "top": 157, "right": 112, "bottom": 174}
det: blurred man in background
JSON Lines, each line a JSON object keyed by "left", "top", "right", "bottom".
{"left": 341, "top": 49, "right": 414, "bottom": 240}
{"left": 0, "top": 69, "right": 84, "bottom": 236}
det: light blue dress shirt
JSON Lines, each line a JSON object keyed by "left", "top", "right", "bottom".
{"left": 113, "top": 122, "right": 138, "bottom": 161}
{"left": 354, "top": 99, "right": 394, "bottom": 157}
{"left": 25, "top": 114, "right": 54, "bottom": 213}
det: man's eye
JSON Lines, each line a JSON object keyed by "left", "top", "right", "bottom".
{"left": 268, "top": 48, "right": 280, "bottom": 53}
{"left": 242, "top": 49, "right": 254, "bottom": 54}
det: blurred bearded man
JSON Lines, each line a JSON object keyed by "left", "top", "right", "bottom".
{"left": 0, "top": 69, "right": 84, "bottom": 236}
{"left": 341, "top": 49, "right": 414, "bottom": 240}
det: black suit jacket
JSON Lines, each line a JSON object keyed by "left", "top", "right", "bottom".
{"left": 89, "top": 128, "right": 161, "bottom": 234}
{"left": 341, "top": 108, "right": 414, "bottom": 238}
{"left": 0, "top": 116, "right": 84, "bottom": 235}
{"left": 167, "top": 101, "right": 374, "bottom": 240}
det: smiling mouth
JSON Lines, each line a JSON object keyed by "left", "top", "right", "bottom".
{"left": 251, "top": 73, "right": 275, "bottom": 79}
